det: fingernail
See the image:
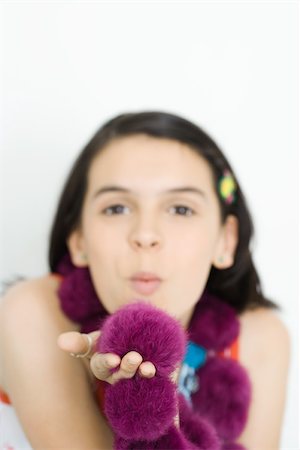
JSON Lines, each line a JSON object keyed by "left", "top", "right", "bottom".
{"left": 93, "top": 356, "right": 103, "bottom": 370}
{"left": 142, "top": 369, "right": 153, "bottom": 377}
{"left": 103, "top": 357, "right": 109, "bottom": 366}
{"left": 105, "top": 358, "right": 115, "bottom": 367}
{"left": 128, "top": 358, "right": 138, "bottom": 366}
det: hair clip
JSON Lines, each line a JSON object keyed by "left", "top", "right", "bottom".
{"left": 218, "top": 170, "right": 237, "bottom": 205}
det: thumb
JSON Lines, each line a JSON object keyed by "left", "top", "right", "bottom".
{"left": 57, "top": 330, "right": 101, "bottom": 359}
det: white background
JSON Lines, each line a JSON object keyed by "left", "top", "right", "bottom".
{"left": 0, "top": 1, "right": 298, "bottom": 448}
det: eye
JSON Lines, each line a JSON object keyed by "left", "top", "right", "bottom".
{"left": 169, "top": 205, "right": 195, "bottom": 216}
{"left": 102, "top": 204, "right": 130, "bottom": 215}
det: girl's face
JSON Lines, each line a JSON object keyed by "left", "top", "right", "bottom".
{"left": 68, "top": 134, "right": 238, "bottom": 328}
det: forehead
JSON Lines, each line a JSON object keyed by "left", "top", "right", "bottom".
{"left": 87, "top": 134, "right": 215, "bottom": 193}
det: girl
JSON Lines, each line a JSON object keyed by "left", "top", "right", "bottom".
{"left": 0, "top": 111, "right": 290, "bottom": 449}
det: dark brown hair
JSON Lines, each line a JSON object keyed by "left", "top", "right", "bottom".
{"left": 49, "top": 111, "right": 278, "bottom": 314}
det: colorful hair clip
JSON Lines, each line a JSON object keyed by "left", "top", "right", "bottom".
{"left": 218, "top": 170, "right": 237, "bottom": 205}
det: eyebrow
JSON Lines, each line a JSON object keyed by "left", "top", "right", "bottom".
{"left": 92, "top": 185, "right": 207, "bottom": 201}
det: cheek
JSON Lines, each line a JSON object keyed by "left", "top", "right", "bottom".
{"left": 82, "top": 220, "right": 123, "bottom": 287}
{"left": 85, "top": 241, "right": 120, "bottom": 314}
{"left": 174, "top": 240, "right": 213, "bottom": 292}
{"left": 173, "top": 224, "right": 217, "bottom": 265}
{"left": 83, "top": 219, "right": 120, "bottom": 257}
{"left": 82, "top": 227, "right": 120, "bottom": 305}
{"left": 170, "top": 223, "right": 218, "bottom": 293}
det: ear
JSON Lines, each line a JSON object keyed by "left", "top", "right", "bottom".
{"left": 67, "top": 229, "right": 88, "bottom": 268}
{"left": 213, "top": 215, "right": 239, "bottom": 270}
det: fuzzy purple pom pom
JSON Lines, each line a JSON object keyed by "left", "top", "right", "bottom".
{"left": 97, "top": 302, "right": 187, "bottom": 441}
{"left": 98, "top": 301, "right": 187, "bottom": 377}
{"left": 188, "top": 293, "right": 239, "bottom": 351}
{"left": 178, "top": 393, "right": 221, "bottom": 450}
{"left": 104, "top": 376, "right": 178, "bottom": 441}
{"left": 115, "top": 424, "right": 200, "bottom": 449}
{"left": 192, "top": 358, "right": 251, "bottom": 440}
{"left": 222, "top": 443, "right": 246, "bottom": 450}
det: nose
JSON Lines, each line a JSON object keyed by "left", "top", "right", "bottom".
{"left": 128, "top": 215, "right": 162, "bottom": 251}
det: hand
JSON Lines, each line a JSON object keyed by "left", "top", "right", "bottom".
{"left": 57, "top": 331, "right": 157, "bottom": 385}
{"left": 58, "top": 330, "right": 180, "bottom": 428}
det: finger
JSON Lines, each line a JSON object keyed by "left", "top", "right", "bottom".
{"left": 90, "top": 352, "right": 121, "bottom": 382}
{"left": 170, "top": 366, "right": 180, "bottom": 384}
{"left": 138, "top": 361, "right": 156, "bottom": 378}
{"left": 57, "top": 331, "right": 101, "bottom": 359}
{"left": 111, "top": 351, "right": 143, "bottom": 382}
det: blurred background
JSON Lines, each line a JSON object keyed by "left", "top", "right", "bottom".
{"left": 0, "top": 1, "right": 298, "bottom": 447}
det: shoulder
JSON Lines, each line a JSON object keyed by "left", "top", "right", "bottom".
{"left": 238, "top": 306, "right": 290, "bottom": 366}
{"left": 236, "top": 306, "right": 290, "bottom": 447}
{"left": 0, "top": 274, "right": 79, "bottom": 389}
{"left": 1, "top": 274, "right": 62, "bottom": 306}
{"left": 0, "top": 274, "right": 75, "bottom": 327}
{"left": 0, "top": 273, "right": 79, "bottom": 345}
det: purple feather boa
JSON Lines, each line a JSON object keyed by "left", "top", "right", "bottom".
{"left": 56, "top": 253, "right": 251, "bottom": 449}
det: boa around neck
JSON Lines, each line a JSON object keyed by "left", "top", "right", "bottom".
{"left": 55, "top": 253, "right": 251, "bottom": 449}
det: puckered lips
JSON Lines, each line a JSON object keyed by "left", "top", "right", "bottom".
{"left": 130, "top": 272, "right": 162, "bottom": 296}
